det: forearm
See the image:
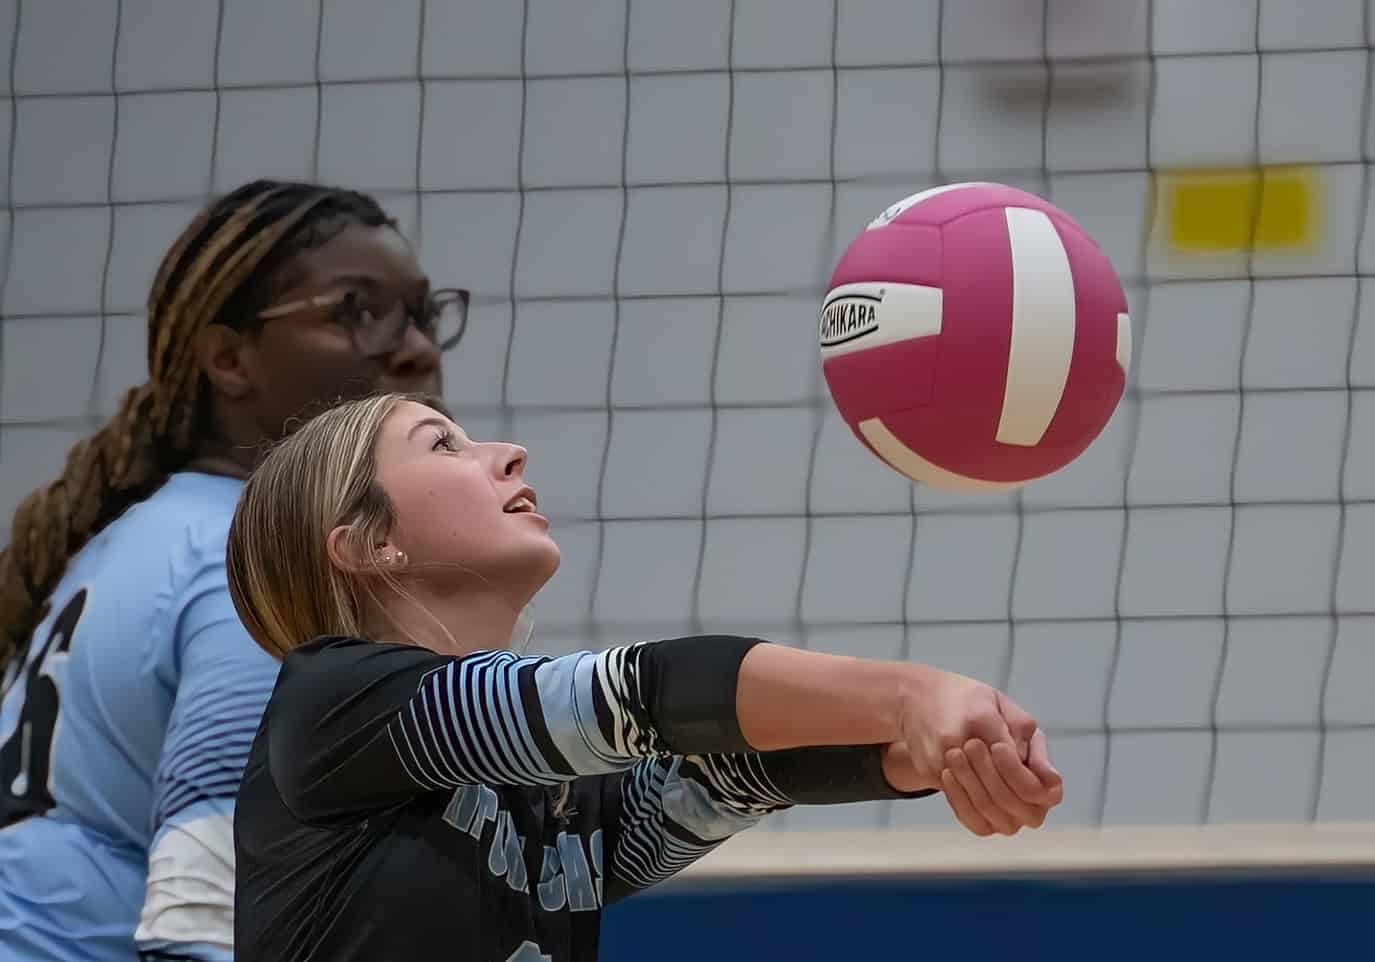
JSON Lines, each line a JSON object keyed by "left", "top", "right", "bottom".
{"left": 752, "top": 744, "right": 935, "bottom": 803}
{"left": 642, "top": 646, "right": 940, "bottom": 815}
{"left": 616, "top": 638, "right": 928, "bottom": 760}
{"left": 733, "top": 643, "right": 920, "bottom": 753}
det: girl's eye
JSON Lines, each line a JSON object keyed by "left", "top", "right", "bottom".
{"left": 432, "top": 431, "right": 458, "bottom": 452}
{"left": 336, "top": 291, "right": 368, "bottom": 324}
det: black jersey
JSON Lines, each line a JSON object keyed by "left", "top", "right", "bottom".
{"left": 234, "top": 635, "right": 930, "bottom": 962}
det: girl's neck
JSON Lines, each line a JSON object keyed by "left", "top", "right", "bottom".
{"left": 371, "top": 581, "right": 528, "bottom": 657}
{"left": 187, "top": 437, "right": 256, "bottom": 480}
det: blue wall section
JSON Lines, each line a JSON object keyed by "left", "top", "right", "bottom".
{"left": 602, "top": 871, "right": 1375, "bottom": 962}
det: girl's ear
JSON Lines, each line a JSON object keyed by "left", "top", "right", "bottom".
{"left": 325, "top": 525, "right": 364, "bottom": 574}
{"left": 328, "top": 524, "right": 407, "bottom": 579}
{"left": 325, "top": 524, "right": 405, "bottom": 574}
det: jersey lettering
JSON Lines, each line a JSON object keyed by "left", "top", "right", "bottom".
{"left": 533, "top": 830, "right": 606, "bottom": 914}
{"left": 487, "top": 810, "right": 529, "bottom": 894}
{"left": 0, "top": 588, "right": 87, "bottom": 826}
{"left": 589, "top": 829, "right": 604, "bottom": 907}
{"left": 505, "top": 941, "right": 552, "bottom": 962}
{"left": 537, "top": 844, "right": 566, "bottom": 912}
{"left": 557, "top": 831, "right": 599, "bottom": 912}
{"left": 443, "top": 783, "right": 499, "bottom": 838}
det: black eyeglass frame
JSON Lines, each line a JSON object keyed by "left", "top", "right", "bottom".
{"left": 256, "top": 286, "right": 471, "bottom": 356}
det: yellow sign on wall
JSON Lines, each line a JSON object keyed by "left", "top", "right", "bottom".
{"left": 1159, "top": 166, "right": 1323, "bottom": 256}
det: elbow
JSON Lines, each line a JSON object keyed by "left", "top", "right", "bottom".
{"left": 638, "top": 635, "right": 763, "bottom": 755}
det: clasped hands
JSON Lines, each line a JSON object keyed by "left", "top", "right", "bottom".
{"left": 880, "top": 670, "right": 1063, "bottom": 837}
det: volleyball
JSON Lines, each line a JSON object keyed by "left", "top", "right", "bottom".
{"left": 819, "top": 183, "right": 1131, "bottom": 494}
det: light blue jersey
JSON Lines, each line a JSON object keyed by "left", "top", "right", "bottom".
{"left": 0, "top": 471, "right": 280, "bottom": 962}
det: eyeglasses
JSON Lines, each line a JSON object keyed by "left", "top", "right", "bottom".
{"left": 257, "top": 286, "right": 470, "bottom": 357}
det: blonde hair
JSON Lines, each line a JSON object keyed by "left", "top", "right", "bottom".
{"left": 226, "top": 392, "right": 447, "bottom": 659}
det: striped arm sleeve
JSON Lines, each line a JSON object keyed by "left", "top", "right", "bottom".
{"left": 604, "top": 755, "right": 790, "bottom": 900}
{"left": 268, "top": 635, "right": 761, "bottom": 822}
{"left": 603, "top": 747, "right": 935, "bottom": 901}
{"left": 386, "top": 651, "right": 567, "bottom": 790}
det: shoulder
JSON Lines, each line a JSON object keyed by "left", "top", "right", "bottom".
{"left": 26, "top": 474, "right": 245, "bottom": 661}
{"left": 80, "top": 472, "right": 243, "bottom": 582}
{"left": 125, "top": 472, "right": 243, "bottom": 558}
{"left": 279, "top": 635, "right": 422, "bottom": 677}
{"left": 262, "top": 638, "right": 453, "bottom": 787}
{"left": 271, "top": 637, "right": 447, "bottom": 713}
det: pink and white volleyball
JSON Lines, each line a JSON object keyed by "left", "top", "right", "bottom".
{"left": 819, "top": 183, "right": 1131, "bottom": 493}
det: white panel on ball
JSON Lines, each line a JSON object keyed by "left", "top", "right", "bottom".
{"left": 1116, "top": 312, "right": 1132, "bottom": 373}
{"left": 857, "top": 418, "right": 1031, "bottom": 493}
{"left": 998, "top": 206, "right": 1078, "bottom": 448}
{"left": 864, "top": 181, "right": 996, "bottom": 231}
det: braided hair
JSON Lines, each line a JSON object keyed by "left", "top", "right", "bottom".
{"left": 0, "top": 180, "right": 397, "bottom": 670}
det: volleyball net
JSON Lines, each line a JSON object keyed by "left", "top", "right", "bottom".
{"left": 1, "top": 0, "right": 1371, "bottom": 877}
